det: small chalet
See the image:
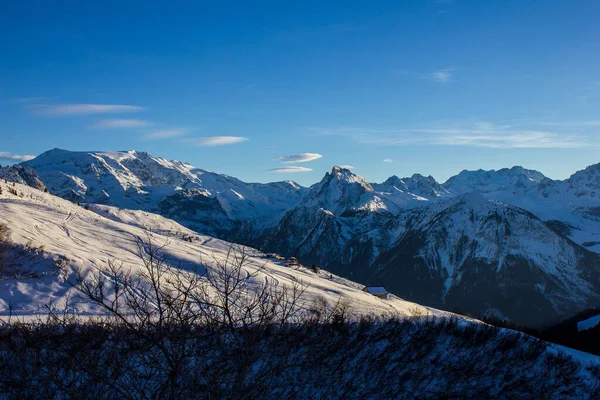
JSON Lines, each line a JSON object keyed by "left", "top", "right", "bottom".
{"left": 362, "top": 286, "right": 389, "bottom": 300}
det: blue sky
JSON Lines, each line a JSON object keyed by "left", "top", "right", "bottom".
{"left": 1, "top": 0, "right": 599, "bottom": 185}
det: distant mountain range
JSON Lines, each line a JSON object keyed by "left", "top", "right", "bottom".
{"left": 10, "top": 148, "right": 600, "bottom": 328}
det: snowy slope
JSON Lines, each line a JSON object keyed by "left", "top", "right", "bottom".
{"left": 0, "top": 180, "right": 437, "bottom": 319}
{"left": 4, "top": 178, "right": 600, "bottom": 393}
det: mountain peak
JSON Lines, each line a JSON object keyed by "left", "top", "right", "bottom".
{"left": 567, "top": 162, "right": 600, "bottom": 197}
{"left": 331, "top": 165, "right": 350, "bottom": 173}
{"left": 382, "top": 175, "right": 402, "bottom": 186}
{"left": 376, "top": 173, "right": 449, "bottom": 200}
{"left": 569, "top": 162, "right": 600, "bottom": 180}
{"left": 443, "top": 166, "right": 546, "bottom": 194}
{"left": 299, "top": 167, "right": 379, "bottom": 214}
{"left": 34, "top": 148, "right": 70, "bottom": 158}
{"left": 325, "top": 166, "right": 372, "bottom": 187}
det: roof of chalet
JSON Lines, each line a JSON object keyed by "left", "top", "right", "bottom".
{"left": 363, "top": 286, "right": 388, "bottom": 295}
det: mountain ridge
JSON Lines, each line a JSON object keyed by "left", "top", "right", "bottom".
{"left": 15, "top": 149, "right": 600, "bottom": 327}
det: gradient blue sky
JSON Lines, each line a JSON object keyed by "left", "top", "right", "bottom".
{"left": 1, "top": 0, "right": 599, "bottom": 185}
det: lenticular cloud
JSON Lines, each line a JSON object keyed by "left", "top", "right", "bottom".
{"left": 276, "top": 153, "right": 322, "bottom": 163}
{"left": 268, "top": 166, "right": 312, "bottom": 173}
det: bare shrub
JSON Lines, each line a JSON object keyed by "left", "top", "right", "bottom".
{"left": 67, "top": 230, "right": 308, "bottom": 399}
{"left": 0, "top": 293, "right": 596, "bottom": 398}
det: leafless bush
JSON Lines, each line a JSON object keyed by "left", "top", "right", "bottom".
{"left": 0, "top": 302, "right": 596, "bottom": 398}
{"left": 66, "top": 230, "right": 308, "bottom": 399}
{"left": 23, "top": 240, "right": 44, "bottom": 255}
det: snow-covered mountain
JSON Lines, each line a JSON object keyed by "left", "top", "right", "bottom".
{"left": 17, "top": 149, "right": 600, "bottom": 327}
{"left": 359, "top": 193, "right": 600, "bottom": 327}
{"left": 263, "top": 187, "right": 600, "bottom": 327}
{"left": 23, "top": 149, "right": 306, "bottom": 238}
{"left": 260, "top": 167, "right": 405, "bottom": 265}
{"left": 443, "top": 166, "right": 547, "bottom": 195}
{"left": 441, "top": 164, "right": 600, "bottom": 253}
{"left": 372, "top": 173, "right": 451, "bottom": 208}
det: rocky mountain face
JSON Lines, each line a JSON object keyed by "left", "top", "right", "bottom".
{"left": 260, "top": 166, "right": 398, "bottom": 265}
{"left": 441, "top": 164, "right": 600, "bottom": 253}
{"left": 18, "top": 149, "right": 600, "bottom": 328}
{"left": 343, "top": 193, "right": 600, "bottom": 327}
{"left": 260, "top": 165, "right": 600, "bottom": 327}
{"left": 0, "top": 164, "right": 46, "bottom": 191}
{"left": 372, "top": 173, "right": 451, "bottom": 208}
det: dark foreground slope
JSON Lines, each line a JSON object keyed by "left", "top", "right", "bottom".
{"left": 0, "top": 317, "right": 598, "bottom": 399}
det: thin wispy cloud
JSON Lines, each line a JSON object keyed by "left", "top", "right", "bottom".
{"left": 314, "top": 123, "right": 593, "bottom": 149}
{"left": 433, "top": 131, "right": 585, "bottom": 149}
{"left": 337, "top": 164, "right": 355, "bottom": 169}
{"left": 146, "top": 129, "right": 190, "bottom": 140}
{"left": 184, "top": 136, "right": 249, "bottom": 146}
{"left": 426, "top": 69, "right": 453, "bottom": 83}
{"left": 581, "top": 121, "right": 600, "bottom": 127}
{"left": 268, "top": 166, "right": 312, "bottom": 173}
{"left": 31, "top": 104, "right": 146, "bottom": 116}
{"left": 539, "top": 121, "right": 600, "bottom": 128}
{"left": 276, "top": 153, "right": 323, "bottom": 163}
{"left": 91, "top": 119, "right": 152, "bottom": 129}
{"left": 313, "top": 127, "right": 425, "bottom": 145}
{"left": 0, "top": 151, "right": 36, "bottom": 162}
{"left": 383, "top": 159, "right": 393, "bottom": 163}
